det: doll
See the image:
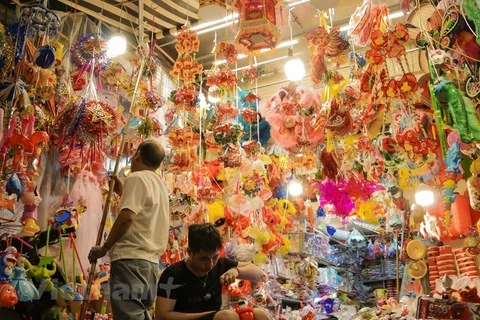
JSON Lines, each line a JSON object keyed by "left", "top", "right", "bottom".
{"left": 10, "top": 257, "right": 40, "bottom": 302}
{"left": 0, "top": 246, "right": 18, "bottom": 281}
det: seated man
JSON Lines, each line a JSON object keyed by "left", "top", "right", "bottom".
{"left": 156, "top": 223, "right": 270, "bottom": 320}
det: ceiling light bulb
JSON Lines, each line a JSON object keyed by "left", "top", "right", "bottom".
{"left": 107, "top": 33, "right": 127, "bottom": 57}
{"left": 284, "top": 48, "right": 305, "bottom": 82}
{"left": 288, "top": 180, "right": 303, "bottom": 196}
{"left": 284, "top": 58, "right": 305, "bottom": 81}
{"left": 415, "top": 183, "right": 435, "bottom": 207}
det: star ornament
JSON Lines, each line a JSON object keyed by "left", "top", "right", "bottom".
{"left": 89, "top": 102, "right": 113, "bottom": 127}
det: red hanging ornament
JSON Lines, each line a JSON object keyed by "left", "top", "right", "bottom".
{"left": 233, "top": 0, "right": 281, "bottom": 55}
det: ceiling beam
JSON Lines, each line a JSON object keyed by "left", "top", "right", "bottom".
{"left": 179, "top": 0, "right": 199, "bottom": 9}
{"left": 112, "top": 0, "right": 176, "bottom": 29}
{"left": 81, "top": 0, "right": 165, "bottom": 34}
{"left": 143, "top": 0, "right": 188, "bottom": 25}
{"left": 162, "top": 0, "right": 199, "bottom": 20}
{"left": 57, "top": 0, "right": 135, "bottom": 33}
{"left": 82, "top": 0, "right": 139, "bottom": 26}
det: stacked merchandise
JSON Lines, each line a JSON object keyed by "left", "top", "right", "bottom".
{"left": 454, "top": 248, "right": 479, "bottom": 278}
{"left": 385, "top": 280, "right": 397, "bottom": 299}
{"left": 426, "top": 246, "right": 439, "bottom": 292}
{"left": 361, "top": 258, "right": 404, "bottom": 281}
{"left": 436, "top": 245, "right": 457, "bottom": 278}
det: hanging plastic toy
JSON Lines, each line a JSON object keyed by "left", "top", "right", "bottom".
{"left": 10, "top": 257, "right": 40, "bottom": 302}
{"left": 19, "top": 3, "right": 60, "bottom": 37}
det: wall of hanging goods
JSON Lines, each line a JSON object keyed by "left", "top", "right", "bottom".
{"left": 0, "top": 0, "right": 479, "bottom": 319}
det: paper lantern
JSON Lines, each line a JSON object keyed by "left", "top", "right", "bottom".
{"left": 449, "top": 194, "right": 473, "bottom": 238}
{"left": 233, "top": 0, "right": 281, "bottom": 56}
{"left": 198, "top": 0, "right": 226, "bottom": 21}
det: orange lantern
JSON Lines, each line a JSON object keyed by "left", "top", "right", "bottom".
{"left": 449, "top": 194, "right": 473, "bottom": 238}
{"left": 198, "top": 0, "right": 227, "bottom": 21}
{"left": 233, "top": 0, "right": 281, "bottom": 56}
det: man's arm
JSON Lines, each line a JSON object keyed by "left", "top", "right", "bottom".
{"left": 220, "top": 261, "right": 264, "bottom": 286}
{"left": 88, "top": 209, "right": 136, "bottom": 263}
{"left": 236, "top": 262, "right": 265, "bottom": 282}
{"left": 155, "top": 297, "right": 215, "bottom": 320}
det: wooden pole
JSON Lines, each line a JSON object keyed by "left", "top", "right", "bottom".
{"left": 395, "top": 230, "right": 400, "bottom": 301}
{"left": 79, "top": 57, "right": 145, "bottom": 320}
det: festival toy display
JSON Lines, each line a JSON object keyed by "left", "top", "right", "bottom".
{"left": 0, "top": 0, "right": 479, "bottom": 319}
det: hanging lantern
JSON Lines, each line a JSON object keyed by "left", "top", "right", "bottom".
{"left": 198, "top": 0, "right": 227, "bottom": 21}
{"left": 233, "top": 0, "right": 281, "bottom": 56}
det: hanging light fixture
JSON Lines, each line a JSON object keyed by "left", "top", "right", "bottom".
{"left": 415, "top": 183, "right": 435, "bottom": 207}
{"left": 107, "top": 4, "right": 127, "bottom": 57}
{"left": 284, "top": 8, "right": 304, "bottom": 81}
{"left": 284, "top": 47, "right": 305, "bottom": 81}
{"left": 288, "top": 179, "right": 303, "bottom": 196}
{"left": 107, "top": 33, "right": 127, "bottom": 57}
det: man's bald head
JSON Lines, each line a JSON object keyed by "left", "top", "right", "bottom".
{"left": 137, "top": 140, "right": 165, "bottom": 169}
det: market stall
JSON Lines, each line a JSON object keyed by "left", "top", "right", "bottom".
{"left": 0, "top": 0, "right": 479, "bottom": 319}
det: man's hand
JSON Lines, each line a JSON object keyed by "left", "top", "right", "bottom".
{"left": 113, "top": 176, "right": 123, "bottom": 196}
{"left": 88, "top": 246, "right": 108, "bottom": 264}
{"left": 220, "top": 268, "right": 239, "bottom": 286}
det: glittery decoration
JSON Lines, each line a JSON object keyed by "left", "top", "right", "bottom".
{"left": 56, "top": 98, "right": 121, "bottom": 146}
{"left": 70, "top": 33, "right": 110, "bottom": 70}
{"left": 6, "top": 22, "right": 27, "bottom": 64}
{"left": 0, "top": 24, "right": 14, "bottom": 80}
{"left": 137, "top": 116, "right": 162, "bottom": 138}
{"left": 142, "top": 56, "right": 158, "bottom": 79}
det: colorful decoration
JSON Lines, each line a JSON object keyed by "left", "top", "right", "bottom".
{"left": 259, "top": 83, "right": 326, "bottom": 153}
{"left": 0, "top": 23, "right": 14, "bottom": 80}
{"left": 70, "top": 33, "right": 110, "bottom": 70}
{"left": 10, "top": 257, "right": 40, "bottom": 302}
{"left": 233, "top": 0, "right": 281, "bottom": 56}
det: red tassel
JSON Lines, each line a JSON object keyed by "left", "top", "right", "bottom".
{"left": 321, "top": 148, "right": 338, "bottom": 179}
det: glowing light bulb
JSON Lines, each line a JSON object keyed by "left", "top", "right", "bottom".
{"left": 288, "top": 180, "right": 303, "bottom": 196}
{"left": 284, "top": 58, "right": 305, "bottom": 81}
{"left": 415, "top": 183, "right": 435, "bottom": 207}
{"left": 107, "top": 33, "right": 127, "bottom": 57}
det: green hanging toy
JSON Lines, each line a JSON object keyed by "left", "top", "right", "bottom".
{"left": 464, "top": 0, "right": 480, "bottom": 46}
{"left": 434, "top": 80, "right": 480, "bottom": 144}
{"left": 24, "top": 223, "right": 58, "bottom": 292}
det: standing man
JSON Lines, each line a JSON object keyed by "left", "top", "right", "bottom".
{"left": 156, "top": 223, "right": 271, "bottom": 320}
{"left": 88, "top": 140, "right": 170, "bottom": 320}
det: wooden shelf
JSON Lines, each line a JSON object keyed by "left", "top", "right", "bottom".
{"left": 314, "top": 257, "right": 348, "bottom": 273}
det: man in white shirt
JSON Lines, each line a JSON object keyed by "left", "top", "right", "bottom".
{"left": 88, "top": 140, "right": 170, "bottom": 320}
